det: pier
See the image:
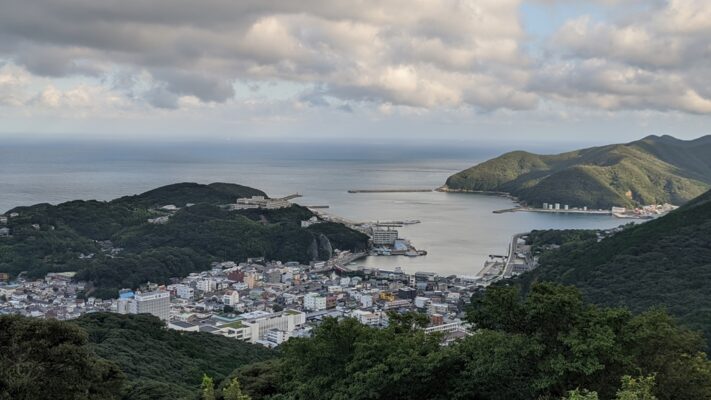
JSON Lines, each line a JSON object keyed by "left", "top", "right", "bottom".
{"left": 348, "top": 189, "right": 433, "bottom": 194}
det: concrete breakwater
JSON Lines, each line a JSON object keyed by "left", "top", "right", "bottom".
{"left": 348, "top": 189, "right": 433, "bottom": 193}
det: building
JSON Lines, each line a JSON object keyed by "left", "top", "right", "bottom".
{"left": 168, "top": 321, "right": 199, "bottom": 332}
{"left": 265, "top": 329, "right": 290, "bottom": 345}
{"left": 0, "top": 227, "right": 10, "bottom": 237}
{"left": 197, "top": 278, "right": 216, "bottom": 293}
{"left": 222, "top": 290, "right": 240, "bottom": 306}
{"left": 171, "top": 284, "right": 194, "bottom": 299}
{"left": 352, "top": 310, "right": 382, "bottom": 326}
{"left": 304, "top": 293, "right": 327, "bottom": 311}
{"left": 232, "top": 196, "right": 292, "bottom": 210}
{"left": 220, "top": 310, "right": 306, "bottom": 344}
{"left": 372, "top": 228, "right": 398, "bottom": 246}
{"left": 117, "top": 291, "right": 170, "bottom": 321}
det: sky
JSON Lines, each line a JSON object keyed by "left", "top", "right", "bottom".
{"left": 0, "top": 0, "right": 710, "bottom": 144}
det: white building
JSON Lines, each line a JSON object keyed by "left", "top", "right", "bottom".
{"left": 173, "top": 284, "right": 194, "bottom": 299}
{"left": 304, "top": 293, "right": 327, "bottom": 311}
{"left": 222, "top": 290, "right": 240, "bottom": 306}
{"left": 118, "top": 291, "right": 170, "bottom": 321}
{"left": 414, "top": 296, "right": 430, "bottom": 308}
{"left": 232, "top": 196, "right": 292, "bottom": 210}
{"left": 265, "top": 329, "right": 290, "bottom": 345}
{"left": 360, "top": 295, "right": 373, "bottom": 308}
{"left": 352, "top": 310, "right": 382, "bottom": 327}
{"left": 219, "top": 310, "right": 306, "bottom": 344}
{"left": 372, "top": 228, "right": 398, "bottom": 246}
{"left": 197, "top": 279, "right": 216, "bottom": 293}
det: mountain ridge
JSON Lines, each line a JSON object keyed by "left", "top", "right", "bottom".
{"left": 445, "top": 135, "right": 711, "bottom": 208}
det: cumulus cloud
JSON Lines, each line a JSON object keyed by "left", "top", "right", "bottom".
{"left": 0, "top": 0, "right": 534, "bottom": 111}
{"left": 0, "top": 0, "right": 709, "bottom": 122}
{"left": 541, "top": 0, "right": 711, "bottom": 114}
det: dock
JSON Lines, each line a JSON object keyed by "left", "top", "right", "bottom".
{"left": 348, "top": 189, "right": 433, "bottom": 194}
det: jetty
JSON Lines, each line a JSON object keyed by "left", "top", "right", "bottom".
{"left": 348, "top": 189, "right": 432, "bottom": 194}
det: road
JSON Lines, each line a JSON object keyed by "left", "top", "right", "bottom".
{"left": 502, "top": 232, "right": 527, "bottom": 278}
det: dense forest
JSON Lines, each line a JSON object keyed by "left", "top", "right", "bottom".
{"left": 3, "top": 283, "right": 710, "bottom": 400}
{"left": 520, "top": 188, "right": 711, "bottom": 345}
{"left": 0, "top": 313, "right": 272, "bottom": 400}
{"left": 0, "top": 183, "right": 368, "bottom": 298}
{"left": 445, "top": 135, "right": 711, "bottom": 208}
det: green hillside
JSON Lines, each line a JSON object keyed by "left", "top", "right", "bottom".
{"left": 74, "top": 313, "right": 274, "bottom": 400}
{"left": 520, "top": 188, "right": 711, "bottom": 343}
{"left": 445, "top": 135, "right": 711, "bottom": 208}
{"left": 0, "top": 183, "right": 368, "bottom": 298}
{"left": 0, "top": 313, "right": 272, "bottom": 400}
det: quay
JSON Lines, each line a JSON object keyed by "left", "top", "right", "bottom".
{"left": 348, "top": 189, "right": 433, "bottom": 194}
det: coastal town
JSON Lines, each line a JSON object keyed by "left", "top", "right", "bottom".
{"left": 0, "top": 193, "right": 644, "bottom": 349}
{"left": 0, "top": 253, "right": 490, "bottom": 347}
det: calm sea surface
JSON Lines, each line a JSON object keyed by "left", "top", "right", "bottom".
{"left": 0, "top": 141, "right": 627, "bottom": 276}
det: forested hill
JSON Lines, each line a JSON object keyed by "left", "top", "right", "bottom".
{"left": 444, "top": 135, "right": 711, "bottom": 209}
{"left": 520, "top": 187, "right": 711, "bottom": 343}
{"left": 0, "top": 182, "right": 368, "bottom": 298}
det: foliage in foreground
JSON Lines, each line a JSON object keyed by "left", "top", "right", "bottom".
{"left": 74, "top": 313, "right": 274, "bottom": 400}
{"left": 233, "top": 283, "right": 711, "bottom": 400}
{"left": 522, "top": 189, "right": 711, "bottom": 346}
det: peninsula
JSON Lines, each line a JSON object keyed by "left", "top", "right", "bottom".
{"left": 443, "top": 135, "right": 711, "bottom": 209}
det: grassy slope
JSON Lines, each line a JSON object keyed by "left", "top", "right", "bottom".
{"left": 445, "top": 135, "right": 711, "bottom": 208}
{"left": 520, "top": 189, "right": 711, "bottom": 343}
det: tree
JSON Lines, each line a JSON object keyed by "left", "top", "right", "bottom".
{"left": 564, "top": 389, "right": 599, "bottom": 400}
{"left": 616, "top": 375, "right": 657, "bottom": 400}
{"left": 0, "top": 315, "right": 123, "bottom": 400}
{"left": 222, "top": 377, "right": 251, "bottom": 400}
{"left": 201, "top": 375, "right": 215, "bottom": 400}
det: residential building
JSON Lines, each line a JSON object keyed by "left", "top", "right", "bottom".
{"left": 304, "top": 293, "right": 327, "bottom": 311}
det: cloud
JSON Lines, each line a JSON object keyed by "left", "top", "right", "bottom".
{"left": 0, "top": 0, "right": 709, "bottom": 125}
{"left": 0, "top": 0, "right": 533, "bottom": 111}
{"left": 539, "top": 0, "right": 711, "bottom": 114}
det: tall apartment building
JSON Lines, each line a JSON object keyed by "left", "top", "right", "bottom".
{"left": 117, "top": 291, "right": 170, "bottom": 321}
{"left": 372, "top": 228, "right": 398, "bottom": 246}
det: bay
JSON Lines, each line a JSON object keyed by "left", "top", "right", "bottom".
{"left": 0, "top": 141, "right": 627, "bottom": 276}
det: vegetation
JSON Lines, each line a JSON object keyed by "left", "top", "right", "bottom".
{"left": 525, "top": 229, "right": 599, "bottom": 254}
{"left": 445, "top": 135, "right": 711, "bottom": 208}
{"left": 5, "top": 285, "right": 711, "bottom": 399}
{"left": 0, "top": 315, "right": 124, "bottom": 400}
{"left": 520, "top": 188, "right": 711, "bottom": 345}
{"left": 0, "top": 182, "right": 368, "bottom": 296}
{"left": 225, "top": 283, "right": 711, "bottom": 400}
{"left": 74, "top": 313, "right": 273, "bottom": 400}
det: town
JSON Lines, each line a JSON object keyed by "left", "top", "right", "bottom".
{"left": 0, "top": 194, "right": 629, "bottom": 348}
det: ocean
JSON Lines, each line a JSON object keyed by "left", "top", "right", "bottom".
{"left": 0, "top": 140, "right": 627, "bottom": 275}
